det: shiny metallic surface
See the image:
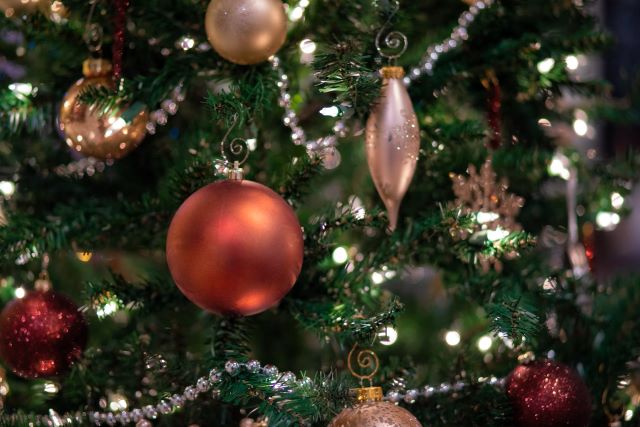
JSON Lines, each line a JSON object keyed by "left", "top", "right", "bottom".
{"left": 365, "top": 67, "right": 420, "bottom": 231}
{"left": 329, "top": 401, "right": 422, "bottom": 427}
{"left": 58, "top": 60, "right": 148, "bottom": 160}
{"left": 205, "top": 0, "right": 287, "bottom": 65}
{"left": 166, "top": 179, "right": 304, "bottom": 316}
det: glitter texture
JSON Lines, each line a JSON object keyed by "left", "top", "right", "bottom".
{"left": 505, "top": 360, "right": 591, "bottom": 427}
{"left": 0, "top": 291, "right": 87, "bottom": 379}
{"left": 329, "top": 401, "right": 422, "bottom": 427}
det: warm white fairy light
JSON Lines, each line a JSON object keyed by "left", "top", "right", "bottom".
{"left": 573, "top": 118, "right": 588, "bottom": 136}
{"left": 611, "top": 192, "right": 624, "bottom": 210}
{"left": 625, "top": 409, "right": 634, "bottom": 421}
{"left": 596, "top": 211, "right": 620, "bottom": 231}
{"left": 288, "top": 0, "right": 310, "bottom": 21}
{"left": 378, "top": 326, "right": 398, "bottom": 346}
{"left": 319, "top": 106, "right": 340, "bottom": 118}
{"left": 487, "top": 228, "right": 509, "bottom": 242}
{"left": 96, "top": 300, "right": 119, "bottom": 319}
{"left": 8, "top": 83, "right": 34, "bottom": 97}
{"left": 331, "top": 247, "right": 349, "bottom": 264}
{"left": 477, "top": 335, "right": 492, "bottom": 352}
{"left": 14, "top": 287, "right": 26, "bottom": 299}
{"left": 537, "top": 58, "right": 555, "bottom": 74}
{"left": 565, "top": 55, "right": 580, "bottom": 71}
{"left": 548, "top": 154, "right": 571, "bottom": 180}
{"left": 445, "top": 330, "right": 461, "bottom": 346}
{"left": 0, "top": 181, "right": 16, "bottom": 197}
{"left": 371, "top": 271, "right": 385, "bottom": 285}
{"left": 299, "top": 38, "right": 316, "bottom": 54}
{"left": 44, "top": 382, "right": 59, "bottom": 394}
{"left": 476, "top": 211, "right": 499, "bottom": 224}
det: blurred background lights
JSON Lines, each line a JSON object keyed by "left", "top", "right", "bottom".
{"left": 548, "top": 155, "right": 571, "bottom": 180}
{"left": 76, "top": 252, "right": 93, "bottom": 262}
{"left": 0, "top": 181, "right": 16, "bottom": 197}
{"left": 596, "top": 211, "right": 620, "bottom": 231}
{"left": 8, "top": 82, "right": 34, "bottom": 97}
{"left": 487, "top": 228, "right": 509, "bottom": 242}
{"left": 625, "top": 409, "right": 634, "bottom": 422}
{"left": 611, "top": 192, "right": 624, "bottom": 210}
{"left": 299, "top": 38, "right": 316, "bottom": 54}
{"left": 445, "top": 330, "right": 461, "bottom": 346}
{"left": 573, "top": 118, "right": 588, "bottom": 136}
{"left": 288, "top": 0, "right": 309, "bottom": 21}
{"left": 565, "top": 55, "right": 579, "bottom": 70}
{"left": 371, "top": 271, "right": 385, "bottom": 285}
{"left": 477, "top": 335, "right": 493, "bottom": 352}
{"left": 378, "top": 326, "right": 398, "bottom": 346}
{"left": 319, "top": 106, "right": 340, "bottom": 118}
{"left": 14, "top": 287, "right": 26, "bottom": 299}
{"left": 537, "top": 57, "right": 555, "bottom": 74}
{"left": 43, "top": 382, "right": 59, "bottom": 394}
{"left": 96, "top": 301, "right": 119, "bottom": 319}
{"left": 331, "top": 247, "right": 348, "bottom": 264}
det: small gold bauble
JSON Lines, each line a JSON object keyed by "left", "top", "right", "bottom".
{"left": 205, "top": 0, "right": 287, "bottom": 65}
{"left": 0, "top": 0, "right": 39, "bottom": 16}
{"left": 329, "top": 400, "right": 422, "bottom": 427}
{"left": 58, "top": 59, "right": 148, "bottom": 160}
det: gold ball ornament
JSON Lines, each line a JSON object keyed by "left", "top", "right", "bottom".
{"left": 205, "top": 0, "right": 287, "bottom": 65}
{"left": 0, "top": 0, "right": 66, "bottom": 19}
{"left": 329, "top": 386, "right": 422, "bottom": 427}
{"left": 58, "top": 58, "right": 148, "bottom": 160}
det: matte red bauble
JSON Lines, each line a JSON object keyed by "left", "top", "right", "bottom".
{"left": 506, "top": 359, "right": 591, "bottom": 427}
{"left": 166, "top": 179, "right": 304, "bottom": 316}
{"left": 0, "top": 291, "right": 88, "bottom": 378}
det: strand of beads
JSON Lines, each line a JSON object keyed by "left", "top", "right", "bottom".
{"left": 405, "top": 0, "right": 494, "bottom": 85}
{"left": 385, "top": 375, "right": 505, "bottom": 404}
{"left": 2, "top": 359, "right": 300, "bottom": 426}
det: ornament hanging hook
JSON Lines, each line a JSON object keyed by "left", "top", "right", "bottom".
{"left": 375, "top": 0, "right": 408, "bottom": 63}
{"left": 83, "top": 0, "right": 104, "bottom": 54}
{"left": 347, "top": 344, "right": 380, "bottom": 387}
{"left": 220, "top": 114, "right": 250, "bottom": 180}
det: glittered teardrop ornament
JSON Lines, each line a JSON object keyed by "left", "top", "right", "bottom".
{"left": 329, "top": 387, "right": 422, "bottom": 427}
{"left": 365, "top": 66, "right": 420, "bottom": 231}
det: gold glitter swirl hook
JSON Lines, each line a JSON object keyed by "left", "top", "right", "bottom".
{"left": 375, "top": 0, "right": 408, "bottom": 63}
{"left": 220, "top": 114, "right": 250, "bottom": 180}
{"left": 347, "top": 344, "right": 380, "bottom": 387}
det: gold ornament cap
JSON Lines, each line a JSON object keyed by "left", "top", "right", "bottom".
{"left": 353, "top": 386, "right": 383, "bottom": 403}
{"left": 381, "top": 66, "right": 405, "bottom": 79}
{"left": 82, "top": 58, "right": 113, "bottom": 78}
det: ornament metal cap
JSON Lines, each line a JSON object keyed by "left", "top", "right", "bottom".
{"left": 353, "top": 386, "right": 384, "bottom": 403}
{"left": 82, "top": 58, "right": 112, "bottom": 78}
{"left": 381, "top": 66, "right": 405, "bottom": 79}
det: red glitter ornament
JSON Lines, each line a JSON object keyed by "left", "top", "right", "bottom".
{"left": 0, "top": 291, "right": 88, "bottom": 379}
{"left": 166, "top": 179, "right": 304, "bottom": 316}
{"left": 506, "top": 359, "right": 591, "bottom": 427}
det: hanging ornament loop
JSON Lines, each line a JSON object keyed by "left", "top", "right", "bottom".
{"left": 83, "top": 0, "right": 103, "bottom": 54}
{"left": 375, "top": 0, "right": 408, "bottom": 63}
{"left": 220, "top": 115, "right": 250, "bottom": 180}
{"left": 347, "top": 344, "right": 380, "bottom": 387}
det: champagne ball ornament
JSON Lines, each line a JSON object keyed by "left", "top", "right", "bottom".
{"left": 0, "top": 290, "right": 88, "bottom": 379}
{"left": 58, "top": 58, "right": 148, "bottom": 160}
{"left": 166, "top": 138, "right": 304, "bottom": 315}
{"left": 505, "top": 359, "right": 591, "bottom": 427}
{"left": 329, "top": 346, "right": 422, "bottom": 427}
{"left": 205, "top": 0, "right": 287, "bottom": 65}
{"left": 365, "top": 7, "right": 420, "bottom": 231}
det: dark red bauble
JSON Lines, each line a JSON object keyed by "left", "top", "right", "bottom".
{"left": 506, "top": 359, "right": 591, "bottom": 427}
{"left": 0, "top": 291, "right": 88, "bottom": 378}
{"left": 166, "top": 179, "right": 304, "bottom": 316}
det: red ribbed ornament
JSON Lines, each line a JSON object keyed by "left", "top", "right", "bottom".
{"left": 166, "top": 179, "right": 304, "bottom": 316}
{"left": 506, "top": 359, "right": 591, "bottom": 427}
{"left": 0, "top": 291, "right": 88, "bottom": 379}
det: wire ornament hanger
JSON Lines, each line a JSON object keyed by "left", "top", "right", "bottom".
{"left": 375, "top": 0, "right": 408, "bottom": 63}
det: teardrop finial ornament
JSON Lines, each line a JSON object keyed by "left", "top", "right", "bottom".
{"left": 375, "top": 0, "right": 408, "bottom": 62}
{"left": 347, "top": 344, "right": 380, "bottom": 386}
{"left": 220, "top": 115, "right": 250, "bottom": 180}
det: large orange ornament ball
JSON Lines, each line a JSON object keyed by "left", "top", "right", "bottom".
{"left": 205, "top": 0, "right": 287, "bottom": 65}
{"left": 166, "top": 179, "right": 304, "bottom": 316}
{"left": 58, "top": 58, "right": 148, "bottom": 160}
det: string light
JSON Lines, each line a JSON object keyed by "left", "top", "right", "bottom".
{"left": 487, "top": 228, "right": 509, "bottom": 242}
{"left": 537, "top": 58, "right": 555, "bottom": 74}
{"left": 331, "top": 247, "right": 349, "bottom": 264}
{"left": 572, "top": 118, "right": 588, "bottom": 136}
{"left": 0, "top": 181, "right": 16, "bottom": 197}
{"left": 595, "top": 211, "right": 620, "bottom": 231}
{"left": 44, "top": 382, "right": 59, "bottom": 394}
{"left": 445, "top": 330, "right": 461, "bottom": 346}
{"left": 371, "top": 271, "right": 385, "bottom": 285}
{"left": 565, "top": 55, "right": 579, "bottom": 70}
{"left": 548, "top": 154, "right": 571, "bottom": 180}
{"left": 76, "top": 252, "right": 93, "bottom": 262}
{"left": 477, "top": 335, "right": 493, "bottom": 352}
{"left": 299, "top": 38, "right": 316, "bottom": 54}
{"left": 611, "top": 192, "right": 624, "bottom": 210}
{"left": 14, "top": 287, "right": 26, "bottom": 299}
{"left": 378, "top": 326, "right": 398, "bottom": 346}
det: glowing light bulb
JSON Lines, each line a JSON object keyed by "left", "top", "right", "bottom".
{"left": 332, "top": 247, "right": 348, "bottom": 264}
{"left": 76, "top": 252, "right": 93, "bottom": 262}
{"left": 44, "top": 382, "right": 59, "bottom": 393}
{"left": 548, "top": 155, "right": 571, "bottom": 180}
{"left": 565, "top": 55, "right": 579, "bottom": 71}
{"left": 537, "top": 58, "right": 555, "bottom": 74}
{"left": 477, "top": 335, "right": 492, "bottom": 352}
{"left": 378, "top": 326, "right": 398, "bottom": 346}
{"left": 611, "top": 192, "right": 624, "bottom": 210}
{"left": 0, "top": 181, "right": 16, "bottom": 197}
{"left": 573, "top": 119, "right": 588, "bottom": 136}
{"left": 14, "top": 287, "right": 26, "bottom": 299}
{"left": 596, "top": 211, "right": 620, "bottom": 231}
{"left": 445, "top": 330, "right": 461, "bottom": 346}
{"left": 319, "top": 106, "right": 340, "bottom": 118}
{"left": 299, "top": 38, "right": 316, "bottom": 54}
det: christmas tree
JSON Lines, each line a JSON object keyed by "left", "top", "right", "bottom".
{"left": 0, "top": 0, "right": 639, "bottom": 425}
